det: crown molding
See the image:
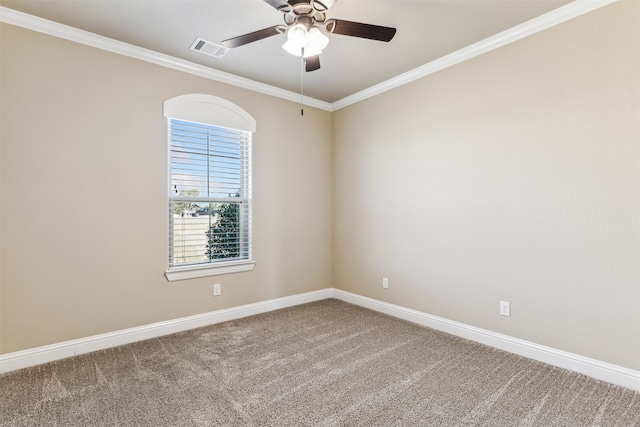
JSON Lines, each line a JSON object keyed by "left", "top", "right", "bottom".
{"left": 0, "top": 6, "right": 333, "bottom": 112}
{"left": 0, "top": 0, "right": 618, "bottom": 113}
{"left": 332, "top": 0, "right": 618, "bottom": 110}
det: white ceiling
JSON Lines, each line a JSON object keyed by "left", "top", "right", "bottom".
{"left": 1, "top": 0, "right": 574, "bottom": 103}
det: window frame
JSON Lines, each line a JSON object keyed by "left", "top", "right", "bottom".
{"left": 163, "top": 94, "right": 256, "bottom": 281}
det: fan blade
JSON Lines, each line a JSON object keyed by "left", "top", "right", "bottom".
{"left": 262, "top": 0, "right": 291, "bottom": 12}
{"left": 305, "top": 55, "right": 321, "bottom": 72}
{"left": 330, "top": 19, "right": 396, "bottom": 42}
{"left": 222, "top": 26, "right": 282, "bottom": 48}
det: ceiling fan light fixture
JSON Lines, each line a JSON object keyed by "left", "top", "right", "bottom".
{"left": 283, "top": 25, "right": 329, "bottom": 58}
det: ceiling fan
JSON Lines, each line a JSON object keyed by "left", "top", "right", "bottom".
{"left": 221, "top": 0, "right": 397, "bottom": 72}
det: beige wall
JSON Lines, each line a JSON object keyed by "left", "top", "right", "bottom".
{"left": 333, "top": 1, "right": 639, "bottom": 370}
{"left": 0, "top": 24, "right": 333, "bottom": 353}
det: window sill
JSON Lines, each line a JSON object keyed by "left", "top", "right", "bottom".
{"left": 165, "top": 260, "right": 256, "bottom": 282}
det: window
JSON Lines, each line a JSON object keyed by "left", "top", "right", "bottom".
{"left": 164, "top": 95, "right": 255, "bottom": 281}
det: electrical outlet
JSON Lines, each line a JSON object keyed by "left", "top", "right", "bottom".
{"left": 382, "top": 277, "right": 389, "bottom": 289}
{"left": 500, "top": 301, "right": 510, "bottom": 317}
{"left": 213, "top": 283, "right": 221, "bottom": 296}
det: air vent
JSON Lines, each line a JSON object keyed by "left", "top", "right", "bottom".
{"left": 190, "top": 38, "right": 230, "bottom": 59}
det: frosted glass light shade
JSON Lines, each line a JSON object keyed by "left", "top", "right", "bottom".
{"left": 306, "top": 28, "right": 329, "bottom": 55}
{"left": 282, "top": 39, "right": 303, "bottom": 56}
{"left": 287, "top": 24, "right": 308, "bottom": 46}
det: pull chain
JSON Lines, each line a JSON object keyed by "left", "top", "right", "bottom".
{"left": 300, "top": 49, "right": 304, "bottom": 116}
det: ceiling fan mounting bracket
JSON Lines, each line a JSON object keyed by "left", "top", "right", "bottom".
{"left": 324, "top": 19, "right": 336, "bottom": 34}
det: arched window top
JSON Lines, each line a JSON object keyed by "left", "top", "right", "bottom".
{"left": 163, "top": 94, "right": 256, "bottom": 132}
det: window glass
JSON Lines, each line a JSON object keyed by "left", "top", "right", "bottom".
{"left": 168, "top": 119, "right": 251, "bottom": 268}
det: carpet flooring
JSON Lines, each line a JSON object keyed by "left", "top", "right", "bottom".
{"left": 1, "top": 299, "right": 639, "bottom": 426}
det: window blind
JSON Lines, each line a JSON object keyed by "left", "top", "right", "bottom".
{"left": 168, "top": 119, "right": 251, "bottom": 267}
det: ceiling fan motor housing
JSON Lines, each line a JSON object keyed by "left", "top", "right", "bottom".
{"left": 283, "top": 1, "right": 327, "bottom": 30}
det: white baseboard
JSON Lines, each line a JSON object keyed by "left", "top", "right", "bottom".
{"left": 331, "top": 289, "right": 640, "bottom": 392}
{"left": 2, "top": 287, "right": 638, "bottom": 393}
{"left": 0, "top": 289, "right": 331, "bottom": 374}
